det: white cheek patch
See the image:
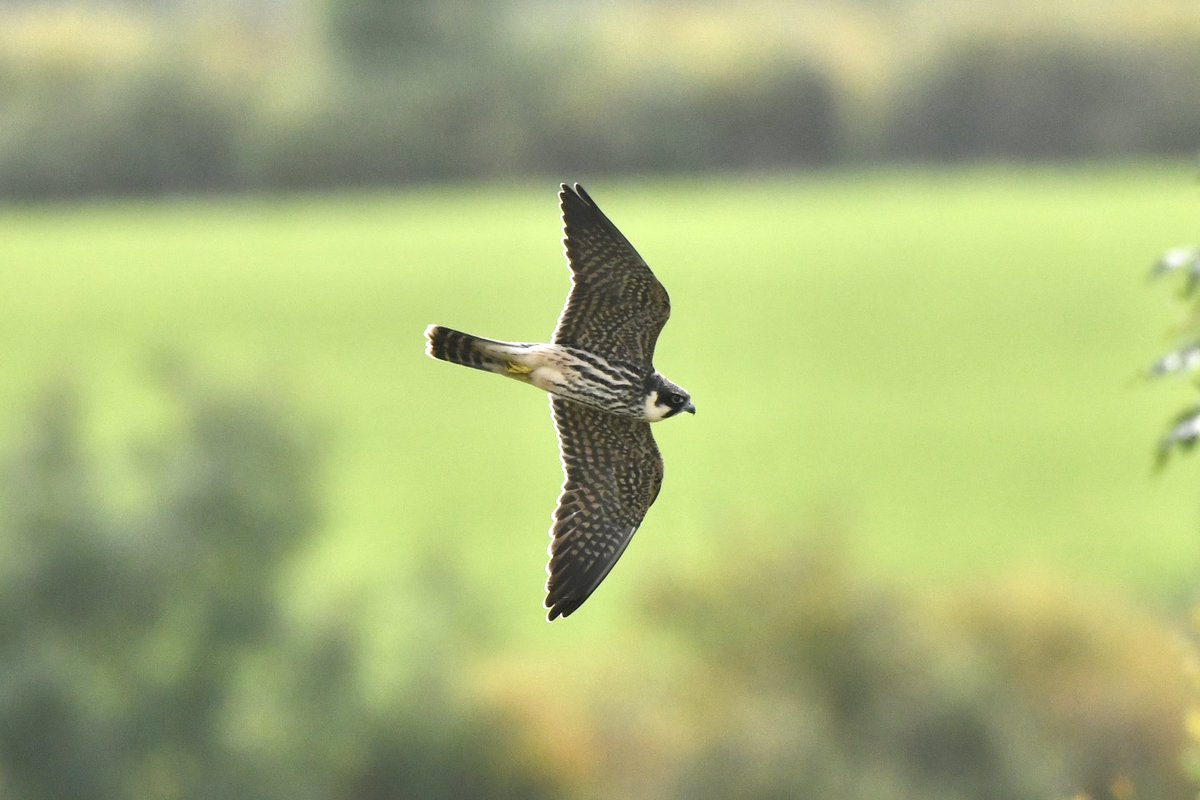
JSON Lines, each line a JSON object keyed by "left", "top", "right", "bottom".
{"left": 643, "top": 392, "right": 671, "bottom": 422}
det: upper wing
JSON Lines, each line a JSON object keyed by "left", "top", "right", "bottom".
{"left": 552, "top": 183, "right": 671, "bottom": 365}
{"left": 545, "top": 397, "right": 664, "bottom": 620}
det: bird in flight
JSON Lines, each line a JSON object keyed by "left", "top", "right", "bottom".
{"left": 425, "top": 183, "right": 694, "bottom": 620}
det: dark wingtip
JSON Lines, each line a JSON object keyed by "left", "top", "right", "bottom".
{"left": 559, "top": 182, "right": 596, "bottom": 233}
{"left": 546, "top": 599, "right": 581, "bottom": 622}
{"left": 559, "top": 182, "right": 593, "bottom": 206}
{"left": 545, "top": 588, "right": 586, "bottom": 621}
{"left": 559, "top": 182, "right": 579, "bottom": 211}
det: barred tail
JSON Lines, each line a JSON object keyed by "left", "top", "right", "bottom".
{"left": 424, "top": 325, "right": 513, "bottom": 374}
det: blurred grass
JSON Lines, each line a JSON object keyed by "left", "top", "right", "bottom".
{"left": 2, "top": 165, "right": 1199, "bottom": 632}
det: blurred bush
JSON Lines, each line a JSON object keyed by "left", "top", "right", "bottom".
{"left": 0, "top": 374, "right": 314, "bottom": 797}
{"left": 0, "top": 7, "right": 255, "bottom": 199}
{"left": 478, "top": 538, "right": 1194, "bottom": 800}
{"left": 0, "top": 1, "right": 1197, "bottom": 200}
{"left": 0, "top": 370, "right": 556, "bottom": 800}
{"left": 889, "top": 34, "right": 1200, "bottom": 161}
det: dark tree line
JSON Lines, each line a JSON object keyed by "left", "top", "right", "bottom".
{"left": 1, "top": 1, "right": 1197, "bottom": 199}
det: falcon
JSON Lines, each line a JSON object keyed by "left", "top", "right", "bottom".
{"left": 424, "top": 183, "right": 694, "bottom": 620}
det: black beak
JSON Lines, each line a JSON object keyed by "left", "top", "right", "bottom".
{"left": 684, "top": 402, "right": 696, "bottom": 415}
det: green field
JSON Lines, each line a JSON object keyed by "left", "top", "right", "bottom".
{"left": 4, "top": 165, "right": 1199, "bottom": 631}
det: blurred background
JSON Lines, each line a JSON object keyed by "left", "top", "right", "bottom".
{"left": 3, "top": 1, "right": 1200, "bottom": 798}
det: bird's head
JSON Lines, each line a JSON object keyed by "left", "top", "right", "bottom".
{"left": 644, "top": 374, "right": 696, "bottom": 422}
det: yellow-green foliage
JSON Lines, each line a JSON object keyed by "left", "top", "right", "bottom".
{"left": 470, "top": 535, "right": 1194, "bottom": 799}
{"left": 1, "top": 1, "right": 1199, "bottom": 196}
{"left": 949, "top": 579, "right": 1193, "bottom": 799}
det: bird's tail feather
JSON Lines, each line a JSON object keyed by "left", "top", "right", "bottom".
{"left": 424, "top": 325, "right": 515, "bottom": 374}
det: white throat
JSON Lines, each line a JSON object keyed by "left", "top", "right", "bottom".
{"left": 643, "top": 391, "right": 673, "bottom": 423}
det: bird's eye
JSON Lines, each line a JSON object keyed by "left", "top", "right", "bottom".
{"left": 669, "top": 393, "right": 685, "bottom": 406}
